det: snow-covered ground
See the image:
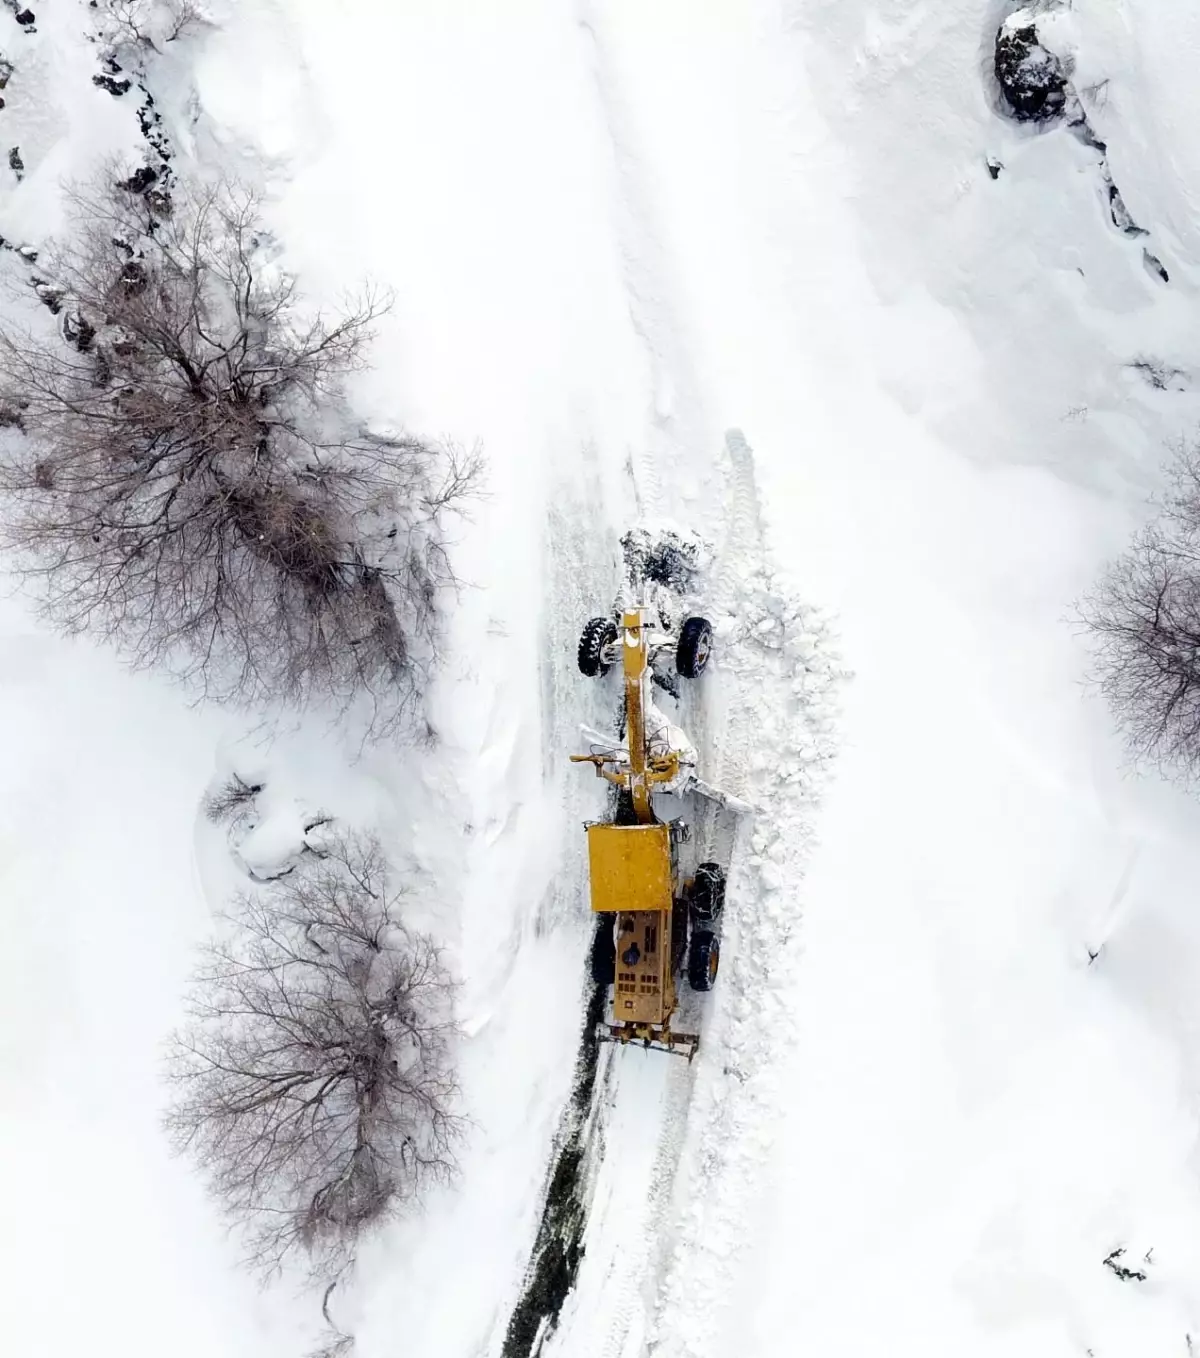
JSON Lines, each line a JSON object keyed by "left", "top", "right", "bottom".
{"left": 9, "top": 1, "right": 1200, "bottom": 1356}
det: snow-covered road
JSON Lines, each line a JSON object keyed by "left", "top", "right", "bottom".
{"left": 9, "top": 1, "right": 1200, "bottom": 1355}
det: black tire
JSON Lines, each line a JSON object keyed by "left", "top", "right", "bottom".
{"left": 590, "top": 917, "right": 616, "bottom": 986}
{"left": 690, "top": 861, "right": 725, "bottom": 925}
{"left": 578, "top": 616, "right": 618, "bottom": 677}
{"left": 676, "top": 616, "right": 714, "bottom": 679}
{"left": 671, "top": 894, "right": 690, "bottom": 976}
{"left": 688, "top": 929, "right": 720, "bottom": 992}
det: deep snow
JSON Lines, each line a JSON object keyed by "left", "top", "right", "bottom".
{"left": 7, "top": 2, "right": 1200, "bottom": 1357}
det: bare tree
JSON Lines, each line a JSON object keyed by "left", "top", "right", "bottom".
{"left": 1083, "top": 442, "right": 1200, "bottom": 769}
{"left": 0, "top": 174, "right": 477, "bottom": 732}
{"left": 165, "top": 831, "right": 462, "bottom": 1276}
{"left": 308, "top": 1280, "right": 355, "bottom": 1358}
{"left": 97, "top": 0, "right": 209, "bottom": 53}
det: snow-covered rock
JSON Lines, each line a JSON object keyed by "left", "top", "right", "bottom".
{"left": 995, "top": 11, "right": 1070, "bottom": 124}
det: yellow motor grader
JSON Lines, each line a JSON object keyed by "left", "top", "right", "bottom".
{"left": 571, "top": 600, "right": 726, "bottom": 1059}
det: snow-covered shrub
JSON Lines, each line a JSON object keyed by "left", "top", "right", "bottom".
{"left": 1084, "top": 444, "right": 1200, "bottom": 770}
{"left": 0, "top": 174, "right": 477, "bottom": 733}
{"left": 166, "top": 830, "right": 461, "bottom": 1276}
{"left": 995, "top": 12, "right": 1069, "bottom": 124}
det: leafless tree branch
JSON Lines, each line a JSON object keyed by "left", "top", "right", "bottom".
{"left": 0, "top": 173, "right": 479, "bottom": 735}
{"left": 1082, "top": 441, "right": 1200, "bottom": 771}
{"left": 165, "top": 830, "right": 463, "bottom": 1277}
{"left": 96, "top": 0, "right": 209, "bottom": 54}
{"left": 204, "top": 772, "right": 263, "bottom": 823}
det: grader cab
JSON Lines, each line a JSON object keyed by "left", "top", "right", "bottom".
{"left": 571, "top": 594, "right": 726, "bottom": 1058}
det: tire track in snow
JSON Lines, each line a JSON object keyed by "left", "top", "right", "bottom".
{"left": 539, "top": 971, "right": 697, "bottom": 1358}
{"left": 496, "top": 458, "right": 628, "bottom": 1358}
{"left": 528, "top": 20, "right": 733, "bottom": 1353}
{"left": 535, "top": 439, "right": 786, "bottom": 1358}
{"left": 526, "top": 433, "right": 845, "bottom": 1358}
{"left": 647, "top": 440, "right": 846, "bottom": 1358}
{"left": 542, "top": 1050, "right": 692, "bottom": 1358}
{"left": 539, "top": 458, "right": 624, "bottom": 928}
{"left": 705, "top": 429, "right": 769, "bottom": 805}
{"left": 506, "top": 16, "right": 846, "bottom": 1357}
{"left": 501, "top": 980, "right": 612, "bottom": 1358}
{"left": 575, "top": 1, "right": 718, "bottom": 515}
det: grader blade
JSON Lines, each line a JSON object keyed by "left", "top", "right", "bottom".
{"left": 600, "top": 1023, "right": 700, "bottom": 1062}
{"left": 690, "top": 777, "right": 757, "bottom": 819}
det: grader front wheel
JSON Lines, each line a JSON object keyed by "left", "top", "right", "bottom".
{"left": 578, "top": 617, "right": 618, "bottom": 677}
{"left": 676, "top": 616, "right": 714, "bottom": 679}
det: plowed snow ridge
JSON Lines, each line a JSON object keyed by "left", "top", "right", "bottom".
{"left": 536, "top": 432, "right": 845, "bottom": 1358}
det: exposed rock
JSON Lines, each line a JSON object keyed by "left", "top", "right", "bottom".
{"left": 1070, "top": 116, "right": 1107, "bottom": 154}
{"left": 1128, "top": 359, "right": 1188, "bottom": 392}
{"left": 986, "top": 155, "right": 1003, "bottom": 180}
{"left": 1143, "top": 249, "right": 1170, "bottom": 284}
{"left": 1107, "top": 181, "right": 1148, "bottom": 238}
{"left": 62, "top": 310, "right": 96, "bottom": 354}
{"left": 93, "top": 73, "right": 131, "bottom": 96}
{"left": 93, "top": 52, "right": 131, "bottom": 97}
{"left": 137, "top": 93, "right": 172, "bottom": 167}
{"left": 995, "top": 15, "right": 1068, "bottom": 124}
{"left": 1, "top": 1, "right": 35, "bottom": 29}
{"left": 1102, "top": 1247, "right": 1148, "bottom": 1284}
{"left": 7, "top": 142, "right": 20, "bottom": 179}
{"left": 119, "top": 163, "right": 158, "bottom": 194}
{"left": 118, "top": 258, "right": 148, "bottom": 293}
{"left": 32, "top": 278, "right": 63, "bottom": 313}
{"left": 0, "top": 57, "right": 13, "bottom": 89}
{"left": 1051, "top": 88, "right": 1159, "bottom": 249}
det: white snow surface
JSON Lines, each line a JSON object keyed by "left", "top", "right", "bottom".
{"left": 6, "top": 2, "right": 1200, "bottom": 1357}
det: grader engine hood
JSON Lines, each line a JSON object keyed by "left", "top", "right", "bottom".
{"left": 585, "top": 823, "right": 673, "bottom": 914}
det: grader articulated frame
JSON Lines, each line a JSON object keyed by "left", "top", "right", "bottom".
{"left": 572, "top": 603, "right": 716, "bottom": 1059}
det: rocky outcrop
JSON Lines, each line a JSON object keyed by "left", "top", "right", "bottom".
{"left": 990, "top": 5, "right": 1169, "bottom": 285}
{"left": 995, "top": 14, "right": 1068, "bottom": 124}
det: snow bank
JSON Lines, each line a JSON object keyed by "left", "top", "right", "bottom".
{"left": 11, "top": 0, "right": 1200, "bottom": 1354}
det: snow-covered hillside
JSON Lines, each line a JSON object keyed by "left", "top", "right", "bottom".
{"left": 8, "top": 2, "right": 1200, "bottom": 1357}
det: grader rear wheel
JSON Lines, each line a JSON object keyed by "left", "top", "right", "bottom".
{"left": 671, "top": 894, "right": 690, "bottom": 975}
{"left": 688, "top": 929, "right": 720, "bottom": 992}
{"left": 690, "top": 862, "right": 725, "bottom": 924}
{"left": 590, "top": 917, "right": 616, "bottom": 986}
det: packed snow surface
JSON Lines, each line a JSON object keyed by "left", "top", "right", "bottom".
{"left": 7, "top": 2, "right": 1200, "bottom": 1357}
